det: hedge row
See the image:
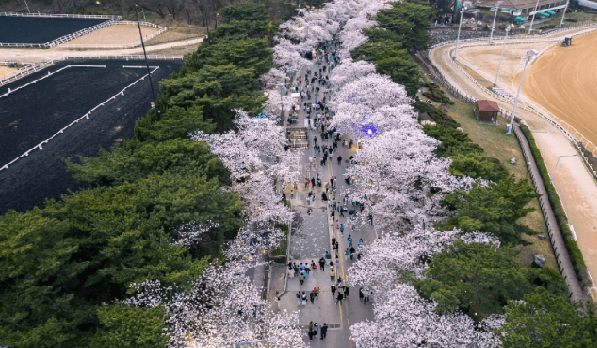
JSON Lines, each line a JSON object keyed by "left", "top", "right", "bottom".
{"left": 520, "top": 125, "right": 590, "bottom": 287}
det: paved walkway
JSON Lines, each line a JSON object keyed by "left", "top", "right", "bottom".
{"left": 269, "top": 46, "right": 377, "bottom": 347}
{"left": 429, "top": 28, "right": 597, "bottom": 299}
{"left": 0, "top": 37, "right": 203, "bottom": 63}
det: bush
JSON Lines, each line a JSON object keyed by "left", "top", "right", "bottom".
{"left": 520, "top": 125, "right": 589, "bottom": 287}
{"left": 423, "top": 82, "right": 454, "bottom": 104}
{"left": 414, "top": 101, "right": 460, "bottom": 129}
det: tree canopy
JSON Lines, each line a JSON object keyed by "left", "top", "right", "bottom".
{"left": 415, "top": 241, "right": 568, "bottom": 321}
{"left": 439, "top": 175, "right": 540, "bottom": 245}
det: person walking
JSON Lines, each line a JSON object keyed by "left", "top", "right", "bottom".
{"left": 337, "top": 155, "right": 342, "bottom": 166}
{"left": 340, "top": 224, "right": 345, "bottom": 234}
{"left": 344, "top": 286, "right": 350, "bottom": 299}
{"left": 320, "top": 323, "right": 328, "bottom": 340}
{"left": 350, "top": 246, "right": 356, "bottom": 260}
{"left": 344, "top": 247, "right": 350, "bottom": 260}
{"left": 359, "top": 287, "right": 364, "bottom": 302}
{"left": 348, "top": 235, "right": 353, "bottom": 247}
{"left": 363, "top": 290, "right": 369, "bottom": 304}
{"left": 308, "top": 321, "right": 315, "bottom": 340}
{"left": 336, "top": 291, "right": 344, "bottom": 305}
{"left": 300, "top": 273, "right": 305, "bottom": 286}
{"left": 310, "top": 291, "right": 315, "bottom": 304}
{"left": 368, "top": 291, "right": 374, "bottom": 304}
{"left": 319, "top": 258, "right": 325, "bottom": 271}
{"left": 331, "top": 284, "right": 336, "bottom": 298}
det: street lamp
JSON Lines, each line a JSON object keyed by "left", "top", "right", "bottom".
{"left": 235, "top": 337, "right": 277, "bottom": 347}
{"left": 528, "top": 0, "right": 541, "bottom": 35}
{"left": 550, "top": 155, "right": 577, "bottom": 184}
{"left": 506, "top": 49, "right": 538, "bottom": 134}
{"left": 453, "top": 6, "right": 468, "bottom": 61}
{"left": 489, "top": 1, "right": 503, "bottom": 44}
{"left": 560, "top": 0, "right": 570, "bottom": 28}
{"left": 494, "top": 25, "right": 512, "bottom": 87}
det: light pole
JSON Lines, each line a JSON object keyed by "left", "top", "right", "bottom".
{"left": 506, "top": 49, "right": 538, "bottom": 134}
{"left": 550, "top": 155, "right": 577, "bottom": 184}
{"left": 494, "top": 25, "right": 512, "bottom": 87}
{"left": 528, "top": 0, "right": 541, "bottom": 35}
{"left": 560, "top": 0, "right": 570, "bottom": 28}
{"left": 489, "top": 1, "right": 503, "bottom": 44}
{"left": 453, "top": 6, "right": 467, "bottom": 61}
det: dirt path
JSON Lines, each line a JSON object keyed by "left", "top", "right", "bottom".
{"left": 0, "top": 37, "right": 203, "bottom": 63}
{"left": 430, "top": 31, "right": 597, "bottom": 299}
{"left": 58, "top": 24, "right": 159, "bottom": 46}
{"left": 0, "top": 66, "right": 17, "bottom": 79}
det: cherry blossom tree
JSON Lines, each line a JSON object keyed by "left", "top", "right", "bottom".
{"left": 126, "top": 263, "right": 306, "bottom": 348}
{"left": 349, "top": 284, "right": 502, "bottom": 348}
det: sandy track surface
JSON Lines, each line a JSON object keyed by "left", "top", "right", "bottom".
{"left": 0, "top": 37, "right": 203, "bottom": 63}
{"left": 0, "top": 66, "right": 17, "bottom": 79}
{"left": 430, "top": 31, "right": 597, "bottom": 298}
{"left": 522, "top": 33, "right": 597, "bottom": 150}
{"left": 58, "top": 24, "right": 159, "bottom": 46}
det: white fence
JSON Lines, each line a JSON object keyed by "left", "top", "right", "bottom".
{"left": 427, "top": 25, "right": 597, "bottom": 177}
{"left": 61, "top": 54, "right": 184, "bottom": 60}
{"left": 0, "top": 65, "right": 159, "bottom": 173}
{"left": 0, "top": 18, "right": 119, "bottom": 48}
{"left": 0, "top": 11, "right": 120, "bottom": 19}
{"left": 60, "top": 22, "right": 168, "bottom": 49}
{"left": 0, "top": 61, "right": 55, "bottom": 87}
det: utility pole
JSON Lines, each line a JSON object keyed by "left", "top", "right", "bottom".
{"left": 200, "top": 0, "right": 212, "bottom": 45}
{"left": 135, "top": 4, "right": 160, "bottom": 120}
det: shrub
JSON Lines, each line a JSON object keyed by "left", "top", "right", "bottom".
{"left": 520, "top": 125, "right": 589, "bottom": 287}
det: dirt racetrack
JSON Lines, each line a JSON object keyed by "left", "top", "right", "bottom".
{"left": 430, "top": 30, "right": 597, "bottom": 299}
{"left": 58, "top": 24, "right": 159, "bottom": 46}
{"left": 0, "top": 66, "right": 17, "bottom": 79}
{"left": 522, "top": 32, "right": 597, "bottom": 149}
{"left": 0, "top": 59, "right": 183, "bottom": 215}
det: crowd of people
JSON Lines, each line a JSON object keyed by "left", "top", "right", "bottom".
{"left": 282, "top": 37, "right": 379, "bottom": 343}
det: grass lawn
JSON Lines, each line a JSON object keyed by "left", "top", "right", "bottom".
{"left": 537, "top": 10, "right": 597, "bottom": 29}
{"left": 426, "top": 82, "right": 558, "bottom": 269}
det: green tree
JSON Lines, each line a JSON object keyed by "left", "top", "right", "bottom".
{"left": 210, "top": 3, "right": 272, "bottom": 42}
{"left": 415, "top": 241, "right": 559, "bottom": 320}
{"left": 374, "top": 0, "right": 435, "bottom": 50}
{"left": 449, "top": 153, "right": 509, "bottom": 182}
{"left": 65, "top": 139, "right": 230, "bottom": 188}
{"left": 89, "top": 302, "right": 168, "bottom": 348}
{"left": 177, "top": 39, "right": 273, "bottom": 79}
{"left": 0, "top": 209, "right": 89, "bottom": 348}
{"left": 350, "top": 41, "right": 422, "bottom": 96}
{"left": 499, "top": 287, "right": 597, "bottom": 348}
{"left": 159, "top": 64, "right": 267, "bottom": 131}
{"left": 423, "top": 124, "right": 482, "bottom": 157}
{"left": 439, "top": 175, "right": 539, "bottom": 244}
{"left": 134, "top": 106, "right": 216, "bottom": 142}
